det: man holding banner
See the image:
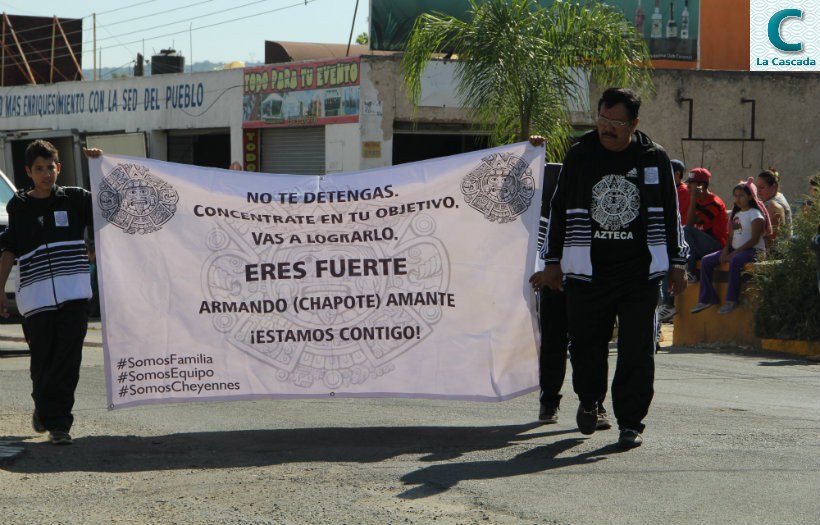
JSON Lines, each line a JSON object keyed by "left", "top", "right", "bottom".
{"left": 540, "top": 88, "right": 688, "bottom": 449}
{"left": 528, "top": 159, "right": 610, "bottom": 431}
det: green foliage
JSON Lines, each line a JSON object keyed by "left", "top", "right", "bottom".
{"left": 356, "top": 32, "right": 369, "bottom": 45}
{"left": 751, "top": 194, "right": 820, "bottom": 341}
{"left": 399, "top": 0, "right": 653, "bottom": 161}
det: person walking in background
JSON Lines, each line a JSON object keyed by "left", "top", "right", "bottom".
{"left": 541, "top": 88, "right": 688, "bottom": 449}
{"left": 691, "top": 178, "right": 771, "bottom": 315}
{"left": 671, "top": 159, "right": 690, "bottom": 224}
{"left": 658, "top": 159, "right": 689, "bottom": 322}
{"left": 527, "top": 149, "right": 610, "bottom": 431}
{"left": 683, "top": 168, "right": 727, "bottom": 282}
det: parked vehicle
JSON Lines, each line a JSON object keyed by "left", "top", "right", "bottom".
{"left": 0, "top": 170, "right": 18, "bottom": 313}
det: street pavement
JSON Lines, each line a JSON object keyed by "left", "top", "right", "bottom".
{"left": 0, "top": 321, "right": 818, "bottom": 524}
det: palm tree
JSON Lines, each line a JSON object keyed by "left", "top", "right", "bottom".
{"left": 401, "top": 0, "right": 653, "bottom": 161}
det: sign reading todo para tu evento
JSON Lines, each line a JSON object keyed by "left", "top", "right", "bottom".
{"left": 89, "top": 144, "right": 544, "bottom": 409}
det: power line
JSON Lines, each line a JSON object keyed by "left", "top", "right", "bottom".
{"left": 97, "top": 0, "right": 220, "bottom": 30}
{"left": 0, "top": 1, "right": 160, "bottom": 41}
{"left": 86, "top": 0, "right": 274, "bottom": 48}
{"left": 99, "top": 25, "right": 139, "bottom": 62}
{"left": 1, "top": 0, "right": 226, "bottom": 52}
{"left": 93, "top": 1, "right": 161, "bottom": 18}
{"left": 97, "top": 0, "right": 319, "bottom": 56}
{"left": 1, "top": 0, "right": 319, "bottom": 71}
{"left": 98, "top": 59, "right": 137, "bottom": 79}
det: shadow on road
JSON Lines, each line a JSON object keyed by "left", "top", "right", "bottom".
{"left": 398, "top": 438, "right": 622, "bottom": 498}
{"left": 1, "top": 423, "right": 589, "bottom": 479}
{"left": 757, "top": 359, "right": 819, "bottom": 367}
{"left": 663, "top": 345, "right": 819, "bottom": 365}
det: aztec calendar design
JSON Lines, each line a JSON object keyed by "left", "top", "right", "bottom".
{"left": 98, "top": 163, "right": 179, "bottom": 234}
{"left": 461, "top": 152, "right": 535, "bottom": 223}
{"left": 591, "top": 174, "right": 640, "bottom": 230}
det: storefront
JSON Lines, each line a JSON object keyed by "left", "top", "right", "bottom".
{"left": 241, "top": 55, "right": 493, "bottom": 176}
{"left": 0, "top": 69, "right": 244, "bottom": 188}
{"left": 0, "top": 54, "right": 481, "bottom": 185}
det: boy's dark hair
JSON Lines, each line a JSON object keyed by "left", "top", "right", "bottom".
{"left": 598, "top": 87, "right": 641, "bottom": 121}
{"left": 25, "top": 139, "right": 59, "bottom": 168}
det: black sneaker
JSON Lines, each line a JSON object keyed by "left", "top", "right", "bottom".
{"left": 618, "top": 428, "right": 642, "bottom": 449}
{"left": 32, "top": 412, "right": 46, "bottom": 434}
{"left": 596, "top": 407, "right": 613, "bottom": 430}
{"left": 48, "top": 431, "right": 72, "bottom": 445}
{"left": 576, "top": 402, "right": 598, "bottom": 435}
{"left": 538, "top": 404, "right": 559, "bottom": 424}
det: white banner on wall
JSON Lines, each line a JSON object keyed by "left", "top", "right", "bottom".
{"left": 90, "top": 143, "right": 544, "bottom": 409}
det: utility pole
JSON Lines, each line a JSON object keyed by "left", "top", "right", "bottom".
{"left": 346, "top": 0, "right": 360, "bottom": 56}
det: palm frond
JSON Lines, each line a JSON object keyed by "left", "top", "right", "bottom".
{"left": 400, "top": 0, "right": 653, "bottom": 158}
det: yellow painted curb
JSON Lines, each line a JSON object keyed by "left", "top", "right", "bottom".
{"left": 760, "top": 338, "right": 820, "bottom": 356}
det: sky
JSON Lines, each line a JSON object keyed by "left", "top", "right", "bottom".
{"left": 0, "top": 0, "right": 370, "bottom": 74}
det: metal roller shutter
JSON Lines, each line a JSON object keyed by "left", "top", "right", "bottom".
{"left": 261, "top": 126, "right": 325, "bottom": 175}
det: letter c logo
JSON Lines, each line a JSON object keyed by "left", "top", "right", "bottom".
{"left": 768, "top": 9, "right": 804, "bottom": 52}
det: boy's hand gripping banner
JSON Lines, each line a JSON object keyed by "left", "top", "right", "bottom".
{"left": 89, "top": 143, "right": 544, "bottom": 409}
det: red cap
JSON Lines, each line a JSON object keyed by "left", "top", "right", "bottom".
{"left": 687, "top": 168, "right": 711, "bottom": 183}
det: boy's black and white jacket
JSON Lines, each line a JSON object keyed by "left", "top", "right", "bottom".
{"left": 0, "top": 186, "right": 93, "bottom": 317}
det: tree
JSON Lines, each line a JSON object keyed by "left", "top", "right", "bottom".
{"left": 400, "top": 0, "right": 653, "bottom": 161}
{"left": 751, "top": 190, "right": 820, "bottom": 342}
{"left": 355, "top": 32, "right": 369, "bottom": 45}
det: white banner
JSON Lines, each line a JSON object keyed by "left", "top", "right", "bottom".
{"left": 90, "top": 143, "right": 544, "bottom": 409}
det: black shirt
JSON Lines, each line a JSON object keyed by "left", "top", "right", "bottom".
{"left": 589, "top": 139, "right": 650, "bottom": 280}
{"left": 26, "top": 193, "right": 52, "bottom": 228}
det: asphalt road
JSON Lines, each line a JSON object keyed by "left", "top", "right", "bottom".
{"left": 1, "top": 334, "right": 818, "bottom": 525}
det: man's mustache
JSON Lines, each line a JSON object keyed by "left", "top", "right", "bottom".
{"left": 602, "top": 132, "right": 618, "bottom": 139}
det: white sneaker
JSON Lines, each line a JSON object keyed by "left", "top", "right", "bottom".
{"left": 658, "top": 305, "right": 677, "bottom": 322}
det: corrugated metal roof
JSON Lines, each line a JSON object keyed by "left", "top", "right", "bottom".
{"left": 264, "top": 41, "right": 395, "bottom": 64}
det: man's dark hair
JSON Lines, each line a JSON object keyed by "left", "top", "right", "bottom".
{"left": 25, "top": 139, "right": 59, "bottom": 168}
{"left": 598, "top": 87, "right": 641, "bottom": 121}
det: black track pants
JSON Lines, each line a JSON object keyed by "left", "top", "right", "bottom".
{"left": 538, "top": 288, "right": 569, "bottom": 408}
{"left": 565, "top": 277, "right": 659, "bottom": 432}
{"left": 25, "top": 300, "right": 89, "bottom": 433}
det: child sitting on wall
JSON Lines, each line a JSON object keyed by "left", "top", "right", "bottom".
{"left": 691, "top": 178, "right": 771, "bottom": 314}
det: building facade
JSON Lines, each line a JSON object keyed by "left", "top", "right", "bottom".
{"left": 0, "top": 54, "right": 816, "bottom": 205}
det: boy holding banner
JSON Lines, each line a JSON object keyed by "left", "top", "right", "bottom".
{"left": 0, "top": 141, "right": 100, "bottom": 445}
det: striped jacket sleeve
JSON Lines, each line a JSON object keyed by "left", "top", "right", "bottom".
{"left": 542, "top": 163, "right": 567, "bottom": 265}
